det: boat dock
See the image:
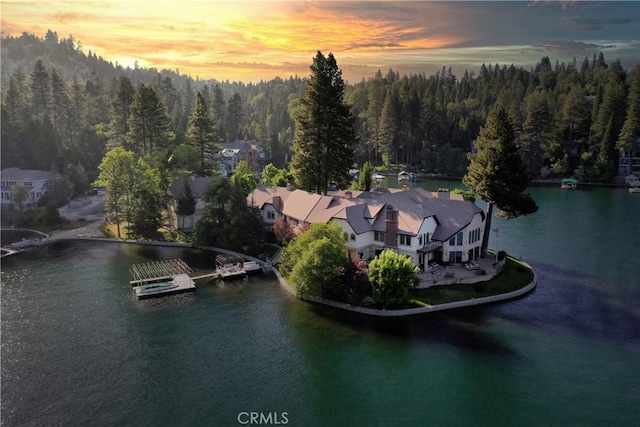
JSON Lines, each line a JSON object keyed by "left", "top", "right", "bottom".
{"left": 129, "top": 259, "right": 194, "bottom": 286}
{"left": 134, "top": 273, "right": 196, "bottom": 299}
{"left": 129, "top": 255, "right": 265, "bottom": 299}
{"left": 129, "top": 259, "right": 196, "bottom": 299}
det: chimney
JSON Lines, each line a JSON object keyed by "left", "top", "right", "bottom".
{"left": 344, "top": 190, "right": 352, "bottom": 199}
{"left": 286, "top": 183, "right": 294, "bottom": 191}
{"left": 384, "top": 205, "right": 398, "bottom": 248}
{"left": 437, "top": 188, "right": 450, "bottom": 199}
{"left": 402, "top": 184, "right": 409, "bottom": 191}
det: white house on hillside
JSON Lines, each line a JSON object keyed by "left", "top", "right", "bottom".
{"left": 1, "top": 167, "right": 54, "bottom": 210}
{"left": 248, "top": 186, "right": 486, "bottom": 271}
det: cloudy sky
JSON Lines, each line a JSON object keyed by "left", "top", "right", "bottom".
{"left": 2, "top": 1, "right": 639, "bottom": 83}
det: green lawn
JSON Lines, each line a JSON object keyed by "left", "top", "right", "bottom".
{"left": 409, "top": 257, "right": 534, "bottom": 306}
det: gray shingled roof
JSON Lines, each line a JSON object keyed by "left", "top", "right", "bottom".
{"left": 170, "top": 176, "right": 220, "bottom": 199}
{"left": 353, "top": 187, "right": 482, "bottom": 241}
{"left": 248, "top": 186, "right": 483, "bottom": 241}
{"left": 1, "top": 167, "right": 51, "bottom": 182}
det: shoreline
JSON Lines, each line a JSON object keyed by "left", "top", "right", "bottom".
{"left": 273, "top": 257, "right": 537, "bottom": 317}
{"left": 4, "top": 227, "right": 537, "bottom": 317}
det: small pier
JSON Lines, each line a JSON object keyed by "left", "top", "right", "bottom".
{"left": 134, "top": 274, "right": 196, "bottom": 299}
{"left": 129, "top": 259, "right": 194, "bottom": 286}
{"left": 129, "top": 259, "right": 196, "bottom": 299}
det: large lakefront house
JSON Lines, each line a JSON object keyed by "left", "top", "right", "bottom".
{"left": 0, "top": 167, "right": 53, "bottom": 210}
{"left": 248, "top": 186, "right": 485, "bottom": 271}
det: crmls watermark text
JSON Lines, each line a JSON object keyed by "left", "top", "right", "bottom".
{"left": 237, "top": 412, "right": 289, "bottom": 425}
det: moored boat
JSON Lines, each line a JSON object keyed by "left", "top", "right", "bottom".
{"left": 398, "top": 171, "right": 410, "bottom": 181}
{"left": 561, "top": 178, "right": 578, "bottom": 190}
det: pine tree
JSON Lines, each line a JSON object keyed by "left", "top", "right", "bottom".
{"left": 30, "top": 59, "right": 49, "bottom": 120}
{"left": 379, "top": 85, "right": 401, "bottom": 166}
{"left": 463, "top": 104, "right": 538, "bottom": 256}
{"left": 50, "top": 68, "right": 70, "bottom": 156}
{"left": 211, "top": 84, "right": 227, "bottom": 142}
{"left": 521, "top": 89, "right": 553, "bottom": 177}
{"left": 226, "top": 93, "right": 244, "bottom": 141}
{"left": 617, "top": 66, "right": 640, "bottom": 154}
{"left": 291, "top": 51, "right": 356, "bottom": 194}
{"left": 107, "top": 76, "right": 135, "bottom": 150}
{"left": 1, "top": 75, "right": 27, "bottom": 167}
{"left": 186, "top": 92, "right": 218, "bottom": 175}
{"left": 176, "top": 178, "right": 197, "bottom": 230}
{"left": 127, "top": 84, "right": 172, "bottom": 156}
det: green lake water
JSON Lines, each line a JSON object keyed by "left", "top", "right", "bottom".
{"left": 1, "top": 181, "right": 639, "bottom": 426}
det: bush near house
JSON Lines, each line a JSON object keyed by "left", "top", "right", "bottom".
{"left": 367, "top": 249, "right": 420, "bottom": 307}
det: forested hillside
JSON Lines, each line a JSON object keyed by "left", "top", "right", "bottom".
{"left": 2, "top": 31, "right": 639, "bottom": 184}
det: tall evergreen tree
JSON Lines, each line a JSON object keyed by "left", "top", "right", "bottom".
{"left": 1, "top": 75, "right": 28, "bottom": 167}
{"left": 379, "top": 85, "right": 402, "bottom": 165}
{"left": 107, "top": 75, "right": 135, "bottom": 150}
{"left": 176, "top": 179, "right": 197, "bottom": 230}
{"left": 127, "top": 84, "right": 173, "bottom": 156}
{"left": 521, "top": 89, "right": 553, "bottom": 177}
{"left": 186, "top": 92, "right": 218, "bottom": 175}
{"left": 30, "top": 59, "right": 50, "bottom": 120}
{"left": 617, "top": 66, "right": 640, "bottom": 155}
{"left": 50, "top": 68, "right": 70, "bottom": 153}
{"left": 226, "top": 93, "right": 244, "bottom": 141}
{"left": 463, "top": 104, "right": 538, "bottom": 256}
{"left": 290, "top": 51, "right": 356, "bottom": 194}
{"left": 211, "top": 84, "right": 227, "bottom": 142}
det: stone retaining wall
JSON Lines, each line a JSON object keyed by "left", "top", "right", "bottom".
{"left": 274, "top": 258, "right": 537, "bottom": 317}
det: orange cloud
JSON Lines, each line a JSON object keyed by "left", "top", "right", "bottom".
{"left": 3, "top": 1, "right": 638, "bottom": 83}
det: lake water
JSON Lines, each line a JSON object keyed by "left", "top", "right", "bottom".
{"left": 2, "top": 181, "right": 639, "bottom": 426}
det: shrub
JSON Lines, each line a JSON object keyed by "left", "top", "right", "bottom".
{"left": 368, "top": 249, "right": 419, "bottom": 307}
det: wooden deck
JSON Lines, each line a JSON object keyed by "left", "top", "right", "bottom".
{"left": 134, "top": 273, "right": 196, "bottom": 299}
{"left": 129, "top": 259, "right": 194, "bottom": 286}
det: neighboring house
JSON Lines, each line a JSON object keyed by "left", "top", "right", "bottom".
{"left": 618, "top": 138, "right": 640, "bottom": 176}
{"left": 168, "top": 176, "right": 220, "bottom": 231}
{"left": 248, "top": 186, "right": 486, "bottom": 270}
{"left": 0, "top": 167, "right": 54, "bottom": 210}
{"left": 219, "top": 140, "right": 268, "bottom": 175}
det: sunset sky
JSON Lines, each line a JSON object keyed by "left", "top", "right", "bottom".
{"left": 2, "top": 1, "right": 639, "bottom": 83}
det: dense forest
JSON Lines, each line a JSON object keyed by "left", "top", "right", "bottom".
{"left": 2, "top": 30, "right": 639, "bottom": 187}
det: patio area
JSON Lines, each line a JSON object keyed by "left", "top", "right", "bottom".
{"left": 417, "top": 256, "right": 504, "bottom": 288}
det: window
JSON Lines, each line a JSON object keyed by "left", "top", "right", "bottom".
{"left": 343, "top": 232, "right": 349, "bottom": 242}
{"left": 374, "top": 231, "right": 385, "bottom": 242}
{"left": 350, "top": 233, "right": 356, "bottom": 241}
{"left": 267, "top": 210, "right": 275, "bottom": 220}
{"left": 449, "top": 251, "right": 463, "bottom": 263}
{"left": 456, "top": 232, "right": 463, "bottom": 246}
{"left": 469, "top": 228, "right": 481, "bottom": 243}
{"left": 399, "top": 235, "right": 412, "bottom": 246}
{"left": 449, "top": 236, "right": 456, "bottom": 246}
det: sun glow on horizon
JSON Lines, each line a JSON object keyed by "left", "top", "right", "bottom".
{"left": 2, "top": 1, "right": 638, "bottom": 83}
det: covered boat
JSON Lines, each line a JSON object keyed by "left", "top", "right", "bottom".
{"left": 561, "top": 178, "right": 578, "bottom": 190}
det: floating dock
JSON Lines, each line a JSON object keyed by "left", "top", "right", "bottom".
{"left": 129, "top": 259, "right": 196, "bottom": 299}
{"left": 134, "top": 273, "right": 196, "bottom": 299}
{"left": 129, "top": 259, "right": 194, "bottom": 286}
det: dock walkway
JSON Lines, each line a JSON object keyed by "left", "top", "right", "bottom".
{"left": 129, "top": 259, "right": 194, "bottom": 286}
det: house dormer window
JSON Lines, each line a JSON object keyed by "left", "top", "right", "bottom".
{"left": 399, "top": 235, "right": 411, "bottom": 246}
